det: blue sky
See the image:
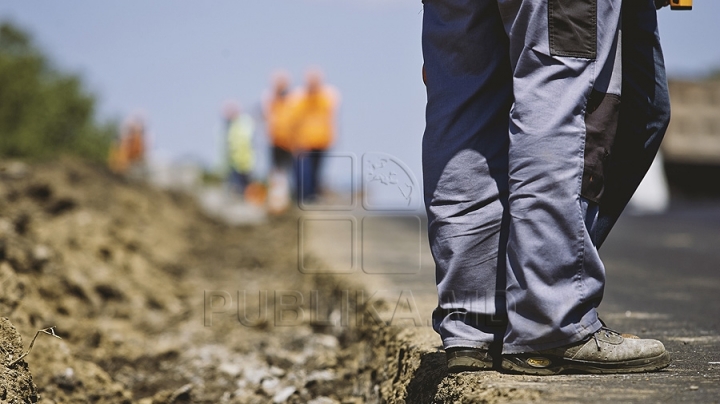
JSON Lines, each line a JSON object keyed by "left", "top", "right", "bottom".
{"left": 1, "top": 1, "right": 718, "bottom": 184}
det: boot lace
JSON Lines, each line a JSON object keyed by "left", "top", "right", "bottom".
{"left": 592, "top": 323, "right": 622, "bottom": 351}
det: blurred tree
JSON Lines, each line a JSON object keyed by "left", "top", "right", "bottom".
{"left": 0, "top": 22, "right": 116, "bottom": 162}
{"left": 708, "top": 68, "right": 720, "bottom": 81}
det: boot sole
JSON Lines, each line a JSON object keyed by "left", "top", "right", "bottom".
{"left": 501, "top": 351, "right": 671, "bottom": 375}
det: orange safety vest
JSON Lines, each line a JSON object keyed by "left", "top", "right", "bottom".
{"left": 108, "top": 129, "right": 145, "bottom": 173}
{"left": 291, "top": 88, "right": 338, "bottom": 151}
{"left": 125, "top": 130, "right": 145, "bottom": 163}
{"left": 267, "top": 96, "right": 294, "bottom": 151}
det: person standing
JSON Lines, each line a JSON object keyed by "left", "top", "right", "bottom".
{"left": 264, "top": 71, "right": 295, "bottom": 212}
{"left": 109, "top": 116, "right": 146, "bottom": 179}
{"left": 422, "top": 0, "right": 672, "bottom": 374}
{"left": 224, "top": 103, "right": 255, "bottom": 197}
{"left": 290, "top": 69, "right": 340, "bottom": 203}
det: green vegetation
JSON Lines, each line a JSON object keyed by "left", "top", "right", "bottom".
{"left": 708, "top": 68, "right": 720, "bottom": 81}
{"left": 0, "top": 22, "right": 116, "bottom": 162}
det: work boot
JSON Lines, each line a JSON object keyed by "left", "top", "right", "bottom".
{"left": 446, "top": 347, "right": 493, "bottom": 373}
{"left": 501, "top": 327, "right": 670, "bottom": 375}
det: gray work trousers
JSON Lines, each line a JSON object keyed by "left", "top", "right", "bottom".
{"left": 422, "top": 0, "right": 666, "bottom": 354}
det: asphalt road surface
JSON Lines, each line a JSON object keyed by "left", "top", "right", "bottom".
{"left": 594, "top": 200, "right": 720, "bottom": 402}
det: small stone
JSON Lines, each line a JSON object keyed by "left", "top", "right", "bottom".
{"left": 269, "top": 366, "right": 286, "bottom": 377}
{"left": 313, "top": 334, "right": 339, "bottom": 349}
{"left": 272, "top": 386, "right": 296, "bottom": 403}
{"left": 33, "top": 244, "right": 51, "bottom": 262}
{"left": 3, "top": 162, "right": 28, "bottom": 179}
{"left": 690, "top": 385, "right": 699, "bottom": 390}
{"left": 307, "top": 369, "right": 336, "bottom": 382}
{"left": 218, "top": 362, "right": 243, "bottom": 377}
{"left": 308, "top": 397, "right": 339, "bottom": 404}
{"left": 243, "top": 367, "right": 269, "bottom": 385}
{"left": 0, "top": 218, "right": 13, "bottom": 235}
{"left": 261, "top": 377, "right": 280, "bottom": 396}
{"left": 53, "top": 367, "right": 79, "bottom": 390}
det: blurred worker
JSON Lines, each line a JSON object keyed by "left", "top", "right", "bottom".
{"left": 291, "top": 69, "right": 340, "bottom": 203}
{"left": 109, "top": 116, "right": 146, "bottom": 178}
{"left": 263, "top": 71, "right": 294, "bottom": 213}
{"left": 265, "top": 71, "right": 294, "bottom": 175}
{"left": 224, "top": 102, "right": 255, "bottom": 196}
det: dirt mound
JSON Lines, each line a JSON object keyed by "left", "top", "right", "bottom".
{"left": 0, "top": 159, "right": 365, "bottom": 403}
{"left": 0, "top": 317, "right": 39, "bottom": 403}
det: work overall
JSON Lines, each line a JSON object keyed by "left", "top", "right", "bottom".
{"left": 422, "top": 0, "right": 670, "bottom": 353}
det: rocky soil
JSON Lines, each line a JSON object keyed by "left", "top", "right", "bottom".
{"left": 0, "top": 159, "right": 378, "bottom": 403}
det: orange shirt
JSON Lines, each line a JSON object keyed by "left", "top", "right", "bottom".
{"left": 125, "top": 130, "right": 145, "bottom": 163}
{"left": 266, "top": 96, "right": 294, "bottom": 151}
{"left": 290, "top": 87, "right": 339, "bottom": 151}
{"left": 108, "top": 129, "right": 145, "bottom": 173}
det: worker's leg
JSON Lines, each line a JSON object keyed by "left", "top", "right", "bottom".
{"left": 422, "top": 0, "right": 513, "bottom": 349}
{"left": 309, "top": 149, "right": 324, "bottom": 199}
{"left": 297, "top": 151, "right": 321, "bottom": 203}
{"left": 595, "top": 0, "right": 671, "bottom": 247}
{"left": 498, "top": 0, "right": 623, "bottom": 353}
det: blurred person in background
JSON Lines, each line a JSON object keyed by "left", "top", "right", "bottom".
{"left": 264, "top": 71, "right": 294, "bottom": 213}
{"left": 223, "top": 102, "right": 255, "bottom": 197}
{"left": 290, "top": 69, "right": 340, "bottom": 203}
{"left": 109, "top": 116, "right": 146, "bottom": 179}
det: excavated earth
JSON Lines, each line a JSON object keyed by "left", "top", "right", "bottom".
{"left": 0, "top": 159, "right": 379, "bottom": 403}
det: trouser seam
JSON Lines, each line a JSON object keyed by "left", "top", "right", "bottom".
{"left": 574, "top": 60, "right": 597, "bottom": 335}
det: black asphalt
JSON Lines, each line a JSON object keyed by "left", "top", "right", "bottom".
{"left": 579, "top": 200, "right": 720, "bottom": 402}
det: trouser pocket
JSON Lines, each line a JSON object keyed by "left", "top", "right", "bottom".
{"left": 548, "top": 0, "right": 597, "bottom": 58}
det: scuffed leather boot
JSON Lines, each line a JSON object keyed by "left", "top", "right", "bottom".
{"left": 501, "top": 327, "right": 670, "bottom": 375}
